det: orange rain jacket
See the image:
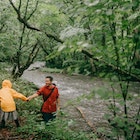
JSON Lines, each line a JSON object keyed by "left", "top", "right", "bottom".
{"left": 0, "top": 80, "right": 28, "bottom": 112}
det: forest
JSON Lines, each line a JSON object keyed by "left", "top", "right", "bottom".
{"left": 0, "top": 0, "right": 140, "bottom": 140}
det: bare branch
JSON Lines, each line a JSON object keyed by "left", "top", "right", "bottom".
{"left": 82, "top": 49, "right": 140, "bottom": 81}
{"left": 45, "top": 32, "right": 63, "bottom": 43}
{"left": 0, "top": 24, "right": 5, "bottom": 32}
{"left": 9, "top": 0, "right": 40, "bottom": 31}
{"left": 18, "top": 0, "right": 22, "bottom": 11}
{"left": 23, "top": 41, "right": 40, "bottom": 70}
{"left": 24, "top": 0, "right": 29, "bottom": 19}
{"left": 9, "top": 0, "right": 63, "bottom": 43}
{"left": 9, "top": 0, "right": 20, "bottom": 16}
{"left": 38, "top": 40, "right": 49, "bottom": 55}
{"left": 27, "top": 1, "right": 39, "bottom": 20}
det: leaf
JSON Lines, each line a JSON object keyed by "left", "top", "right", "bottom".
{"left": 60, "top": 26, "right": 89, "bottom": 39}
{"left": 84, "top": 0, "right": 100, "bottom": 7}
{"left": 128, "top": 11, "right": 140, "bottom": 20}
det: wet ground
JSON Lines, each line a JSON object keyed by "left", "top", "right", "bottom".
{"left": 22, "top": 62, "right": 140, "bottom": 134}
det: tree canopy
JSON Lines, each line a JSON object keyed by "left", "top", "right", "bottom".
{"left": 0, "top": 0, "right": 139, "bottom": 80}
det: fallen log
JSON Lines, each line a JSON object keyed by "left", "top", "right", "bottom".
{"left": 76, "top": 106, "right": 96, "bottom": 132}
{"left": 76, "top": 106, "right": 105, "bottom": 140}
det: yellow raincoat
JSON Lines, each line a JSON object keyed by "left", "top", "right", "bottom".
{"left": 0, "top": 80, "right": 28, "bottom": 112}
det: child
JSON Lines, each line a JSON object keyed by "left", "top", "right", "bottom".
{"left": 0, "top": 80, "right": 28, "bottom": 128}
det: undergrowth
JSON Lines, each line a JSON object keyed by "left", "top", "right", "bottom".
{"left": 0, "top": 67, "right": 97, "bottom": 140}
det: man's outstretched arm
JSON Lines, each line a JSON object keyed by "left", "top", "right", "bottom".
{"left": 28, "top": 93, "right": 39, "bottom": 101}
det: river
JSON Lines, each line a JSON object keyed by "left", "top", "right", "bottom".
{"left": 22, "top": 62, "right": 140, "bottom": 132}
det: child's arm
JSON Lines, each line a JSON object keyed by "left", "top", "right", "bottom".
{"left": 11, "top": 89, "right": 28, "bottom": 101}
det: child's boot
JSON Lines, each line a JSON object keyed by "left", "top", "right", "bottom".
{"left": 15, "top": 119, "right": 20, "bottom": 127}
{"left": 0, "top": 120, "right": 5, "bottom": 128}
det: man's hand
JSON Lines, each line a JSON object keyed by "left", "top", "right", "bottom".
{"left": 27, "top": 93, "right": 39, "bottom": 101}
{"left": 27, "top": 96, "right": 32, "bottom": 101}
{"left": 57, "top": 106, "right": 60, "bottom": 111}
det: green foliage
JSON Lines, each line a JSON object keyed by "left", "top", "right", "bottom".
{"left": 0, "top": 0, "right": 140, "bottom": 139}
{"left": 40, "top": 67, "right": 62, "bottom": 73}
{"left": 16, "top": 118, "right": 94, "bottom": 140}
{"left": 91, "top": 81, "right": 140, "bottom": 139}
{"left": 49, "top": 0, "right": 140, "bottom": 79}
{"left": 47, "top": 1, "right": 140, "bottom": 138}
{"left": 0, "top": 69, "right": 96, "bottom": 140}
{"left": 0, "top": 0, "right": 140, "bottom": 78}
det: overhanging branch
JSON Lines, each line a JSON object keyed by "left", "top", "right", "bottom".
{"left": 82, "top": 49, "right": 140, "bottom": 81}
{"left": 9, "top": 0, "right": 63, "bottom": 43}
{"left": 44, "top": 32, "right": 63, "bottom": 43}
{"left": 0, "top": 24, "right": 5, "bottom": 32}
{"left": 27, "top": 1, "right": 39, "bottom": 20}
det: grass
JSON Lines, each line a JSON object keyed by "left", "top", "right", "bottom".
{"left": 0, "top": 67, "right": 97, "bottom": 140}
{"left": 40, "top": 67, "right": 62, "bottom": 73}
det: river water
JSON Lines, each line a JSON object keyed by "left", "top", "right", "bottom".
{"left": 22, "top": 62, "right": 140, "bottom": 132}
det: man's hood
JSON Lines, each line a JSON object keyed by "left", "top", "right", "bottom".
{"left": 2, "top": 80, "right": 12, "bottom": 88}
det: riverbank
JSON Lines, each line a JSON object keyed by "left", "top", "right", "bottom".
{"left": 0, "top": 62, "right": 140, "bottom": 139}
{"left": 22, "top": 62, "right": 140, "bottom": 138}
{"left": 22, "top": 62, "right": 109, "bottom": 129}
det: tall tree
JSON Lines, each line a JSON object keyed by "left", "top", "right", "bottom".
{"left": 53, "top": 0, "right": 140, "bottom": 139}
{"left": 8, "top": 0, "right": 65, "bottom": 78}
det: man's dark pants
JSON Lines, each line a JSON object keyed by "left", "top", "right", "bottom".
{"left": 42, "top": 112, "right": 56, "bottom": 123}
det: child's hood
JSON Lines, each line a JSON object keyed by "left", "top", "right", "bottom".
{"left": 2, "top": 80, "right": 12, "bottom": 88}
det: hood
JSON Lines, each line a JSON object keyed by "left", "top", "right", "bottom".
{"left": 2, "top": 80, "right": 12, "bottom": 88}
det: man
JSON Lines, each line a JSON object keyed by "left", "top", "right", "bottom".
{"left": 28, "top": 76, "right": 60, "bottom": 123}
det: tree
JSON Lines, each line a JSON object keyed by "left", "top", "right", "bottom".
{"left": 7, "top": 0, "right": 65, "bottom": 78}
{"left": 53, "top": 0, "right": 140, "bottom": 139}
